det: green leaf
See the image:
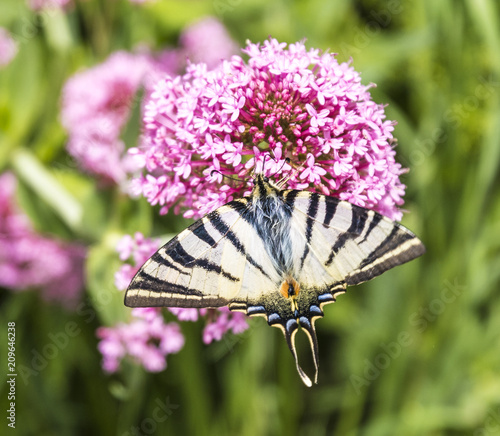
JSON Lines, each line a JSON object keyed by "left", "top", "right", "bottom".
{"left": 86, "top": 236, "right": 128, "bottom": 326}
{"left": 42, "top": 8, "right": 73, "bottom": 52}
{"left": 11, "top": 148, "right": 83, "bottom": 233}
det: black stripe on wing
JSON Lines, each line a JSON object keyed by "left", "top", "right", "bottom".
{"left": 132, "top": 271, "right": 203, "bottom": 295}
{"left": 299, "top": 193, "right": 320, "bottom": 270}
{"left": 148, "top": 251, "right": 188, "bottom": 275}
{"left": 360, "top": 213, "right": 382, "bottom": 243}
{"left": 345, "top": 225, "right": 425, "bottom": 285}
{"left": 192, "top": 221, "right": 218, "bottom": 247}
{"left": 223, "top": 202, "right": 279, "bottom": 281}
{"left": 167, "top": 240, "right": 195, "bottom": 264}
{"left": 325, "top": 207, "right": 368, "bottom": 266}
{"left": 322, "top": 196, "right": 339, "bottom": 227}
{"left": 125, "top": 269, "right": 231, "bottom": 308}
{"left": 283, "top": 189, "right": 300, "bottom": 209}
{"left": 166, "top": 237, "right": 239, "bottom": 282}
{"left": 358, "top": 226, "right": 402, "bottom": 270}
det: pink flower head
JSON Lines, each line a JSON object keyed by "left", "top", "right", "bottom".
{"left": 61, "top": 51, "right": 154, "bottom": 184}
{"left": 114, "top": 232, "right": 161, "bottom": 291}
{"left": 0, "top": 28, "right": 17, "bottom": 68}
{"left": 0, "top": 173, "right": 86, "bottom": 307}
{"left": 97, "top": 308, "right": 184, "bottom": 373}
{"left": 202, "top": 307, "right": 249, "bottom": 344}
{"left": 132, "top": 38, "right": 406, "bottom": 221}
{"left": 168, "top": 307, "right": 200, "bottom": 321}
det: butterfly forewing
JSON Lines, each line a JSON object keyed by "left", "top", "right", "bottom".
{"left": 126, "top": 204, "right": 242, "bottom": 307}
{"left": 287, "top": 191, "right": 425, "bottom": 287}
{"left": 125, "top": 200, "right": 280, "bottom": 309}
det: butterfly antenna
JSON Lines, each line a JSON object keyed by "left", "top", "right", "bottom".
{"left": 254, "top": 151, "right": 290, "bottom": 187}
{"left": 275, "top": 157, "right": 292, "bottom": 188}
{"left": 259, "top": 150, "right": 279, "bottom": 175}
{"left": 210, "top": 170, "right": 246, "bottom": 184}
{"left": 261, "top": 152, "right": 269, "bottom": 174}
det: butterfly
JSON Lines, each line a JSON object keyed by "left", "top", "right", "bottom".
{"left": 125, "top": 174, "right": 425, "bottom": 386}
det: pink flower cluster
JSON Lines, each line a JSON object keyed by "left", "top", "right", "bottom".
{"left": 100, "top": 231, "right": 249, "bottom": 371}
{"left": 0, "top": 173, "right": 85, "bottom": 307}
{"left": 114, "top": 232, "right": 161, "bottom": 291}
{"left": 168, "top": 306, "right": 248, "bottom": 344}
{"left": 61, "top": 51, "right": 152, "bottom": 184}
{"left": 202, "top": 307, "right": 248, "bottom": 344}
{"left": 0, "top": 28, "right": 17, "bottom": 68}
{"left": 97, "top": 308, "right": 184, "bottom": 373}
{"left": 132, "top": 38, "right": 406, "bottom": 220}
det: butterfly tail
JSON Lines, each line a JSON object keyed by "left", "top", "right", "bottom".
{"left": 280, "top": 319, "right": 313, "bottom": 387}
{"left": 298, "top": 316, "right": 320, "bottom": 384}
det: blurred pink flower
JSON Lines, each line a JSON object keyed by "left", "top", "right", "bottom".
{"left": 0, "top": 28, "right": 17, "bottom": 68}
{"left": 132, "top": 38, "right": 406, "bottom": 220}
{"left": 168, "top": 307, "right": 200, "bottom": 321}
{"left": 180, "top": 17, "right": 239, "bottom": 70}
{"left": 0, "top": 173, "right": 86, "bottom": 307}
{"left": 202, "top": 307, "right": 249, "bottom": 344}
{"left": 97, "top": 308, "right": 184, "bottom": 373}
{"left": 167, "top": 306, "right": 249, "bottom": 344}
{"left": 61, "top": 51, "right": 153, "bottom": 184}
{"left": 28, "top": 0, "right": 72, "bottom": 10}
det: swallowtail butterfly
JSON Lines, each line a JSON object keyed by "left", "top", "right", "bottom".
{"left": 125, "top": 174, "right": 425, "bottom": 386}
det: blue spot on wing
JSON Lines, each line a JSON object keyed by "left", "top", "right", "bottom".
{"left": 318, "top": 293, "right": 334, "bottom": 302}
{"left": 247, "top": 305, "right": 266, "bottom": 315}
{"left": 268, "top": 313, "right": 281, "bottom": 324}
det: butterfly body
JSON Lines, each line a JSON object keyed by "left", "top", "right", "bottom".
{"left": 230, "top": 176, "right": 294, "bottom": 279}
{"left": 125, "top": 175, "right": 425, "bottom": 386}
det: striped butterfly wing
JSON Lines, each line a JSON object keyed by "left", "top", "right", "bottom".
{"left": 279, "top": 190, "right": 425, "bottom": 385}
{"left": 289, "top": 191, "right": 425, "bottom": 287}
{"left": 125, "top": 200, "right": 281, "bottom": 309}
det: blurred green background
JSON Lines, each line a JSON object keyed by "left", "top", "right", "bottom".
{"left": 1, "top": 0, "right": 500, "bottom": 435}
